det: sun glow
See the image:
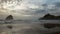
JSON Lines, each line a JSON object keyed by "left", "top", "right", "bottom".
{"left": 0, "top": 0, "right": 22, "bottom": 10}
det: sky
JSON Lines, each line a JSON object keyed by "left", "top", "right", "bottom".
{"left": 0, "top": 0, "right": 60, "bottom": 20}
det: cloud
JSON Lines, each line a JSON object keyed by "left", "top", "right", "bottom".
{"left": 46, "top": 2, "right": 60, "bottom": 16}
{"left": 54, "top": 2, "right": 60, "bottom": 7}
{"left": 0, "top": 0, "right": 53, "bottom": 20}
{"left": 0, "top": 0, "right": 60, "bottom": 20}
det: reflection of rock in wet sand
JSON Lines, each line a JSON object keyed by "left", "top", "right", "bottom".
{"left": 0, "top": 23, "right": 35, "bottom": 34}
{"left": 0, "top": 23, "right": 60, "bottom": 34}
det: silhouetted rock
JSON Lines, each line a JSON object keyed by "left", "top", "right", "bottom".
{"left": 5, "top": 15, "right": 13, "bottom": 23}
{"left": 39, "top": 13, "right": 60, "bottom": 20}
{"left": 5, "top": 15, "right": 13, "bottom": 20}
{"left": 38, "top": 13, "right": 60, "bottom": 29}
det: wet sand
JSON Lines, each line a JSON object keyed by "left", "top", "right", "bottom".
{"left": 0, "top": 23, "right": 60, "bottom": 34}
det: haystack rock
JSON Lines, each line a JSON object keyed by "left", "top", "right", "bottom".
{"left": 5, "top": 15, "right": 13, "bottom": 23}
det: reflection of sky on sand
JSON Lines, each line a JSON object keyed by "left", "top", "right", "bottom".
{"left": 0, "top": 23, "right": 44, "bottom": 34}
{"left": 0, "top": 20, "right": 60, "bottom": 34}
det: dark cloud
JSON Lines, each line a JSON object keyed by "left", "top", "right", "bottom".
{"left": 34, "top": 10, "right": 47, "bottom": 14}
{"left": 46, "top": 2, "right": 60, "bottom": 16}
{"left": 54, "top": 2, "right": 60, "bottom": 7}
{"left": 42, "top": 4, "right": 47, "bottom": 6}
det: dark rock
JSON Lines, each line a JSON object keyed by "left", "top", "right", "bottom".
{"left": 5, "top": 15, "right": 13, "bottom": 20}
{"left": 39, "top": 13, "right": 60, "bottom": 20}
{"left": 5, "top": 15, "right": 13, "bottom": 23}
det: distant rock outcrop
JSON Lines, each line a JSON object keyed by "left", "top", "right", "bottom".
{"left": 5, "top": 15, "right": 13, "bottom": 20}
{"left": 39, "top": 13, "right": 60, "bottom": 20}
{"left": 38, "top": 14, "right": 60, "bottom": 29}
{"left": 5, "top": 15, "right": 13, "bottom": 23}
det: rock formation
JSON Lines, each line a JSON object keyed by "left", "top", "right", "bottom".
{"left": 5, "top": 15, "right": 13, "bottom": 20}
{"left": 39, "top": 13, "right": 60, "bottom": 29}
{"left": 39, "top": 13, "right": 60, "bottom": 20}
{"left": 5, "top": 15, "right": 13, "bottom": 23}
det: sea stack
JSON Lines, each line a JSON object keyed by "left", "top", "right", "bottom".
{"left": 5, "top": 15, "right": 13, "bottom": 23}
{"left": 6, "top": 15, "right": 13, "bottom": 20}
